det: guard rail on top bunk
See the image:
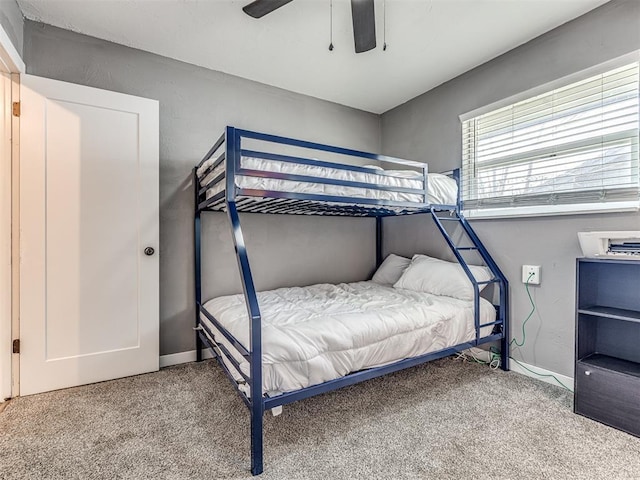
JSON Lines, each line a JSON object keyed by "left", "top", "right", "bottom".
{"left": 195, "top": 126, "right": 438, "bottom": 216}
{"left": 193, "top": 126, "right": 509, "bottom": 476}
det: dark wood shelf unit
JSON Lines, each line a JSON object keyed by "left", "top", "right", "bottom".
{"left": 575, "top": 258, "right": 640, "bottom": 438}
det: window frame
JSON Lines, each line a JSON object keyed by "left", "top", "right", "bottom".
{"left": 460, "top": 52, "right": 640, "bottom": 219}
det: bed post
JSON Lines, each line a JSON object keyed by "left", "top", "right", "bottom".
{"left": 500, "top": 281, "right": 510, "bottom": 371}
{"left": 227, "top": 201, "right": 264, "bottom": 475}
{"left": 453, "top": 168, "right": 462, "bottom": 212}
{"left": 226, "top": 126, "right": 264, "bottom": 475}
{"left": 194, "top": 168, "right": 203, "bottom": 362}
{"left": 376, "top": 216, "right": 383, "bottom": 267}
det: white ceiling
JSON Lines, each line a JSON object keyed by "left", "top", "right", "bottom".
{"left": 17, "top": 0, "right": 609, "bottom": 114}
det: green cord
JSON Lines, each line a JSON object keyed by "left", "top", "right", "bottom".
{"left": 488, "top": 346, "right": 570, "bottom": 390}
{"left": 510, "top": 357, "right": 572, "bottom": 391}
{"left": 487, "top": 275, "right": 572, "bottom": 392}
{"left": 510, "top": 272, "right": 535, "bottom": 347}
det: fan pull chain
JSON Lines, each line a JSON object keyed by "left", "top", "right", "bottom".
{"left": 383, "top": 0, "right": 387, "bottom": 51}
{"left": 328, "top": 0, "right": 334, "bottom": 51}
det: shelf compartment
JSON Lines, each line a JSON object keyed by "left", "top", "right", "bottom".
{"left": 578, "top": 305, "right": 640, "bottom": 324}
{"left": 579, "top": 353, "right": 640, "bottom": 379}
{"left": 575, "top": 360, "right": 640, "bottom": 437}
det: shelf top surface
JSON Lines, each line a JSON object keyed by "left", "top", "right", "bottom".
{"left": 579, "top": 354, "right": 640, "bottom": 378}
{"left": 578, "top": 305, "right": 640, "bottom": 323}
{"left": 578, "top": 257, "right": 640, "bottom": 265}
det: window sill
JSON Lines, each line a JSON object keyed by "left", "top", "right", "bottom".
{"left": 463, "top": 201, "right": 640, "bottom": 220}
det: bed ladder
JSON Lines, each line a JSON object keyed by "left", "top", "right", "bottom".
{"left": 429, "top": 207, "right": 510, "bottom": 371}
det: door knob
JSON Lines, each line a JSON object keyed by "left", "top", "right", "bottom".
{"left": 144, "top": 247, "right": 155, "bottom": 256}
{"left": 584, "top": 371, "right": 591, "bottom": 376}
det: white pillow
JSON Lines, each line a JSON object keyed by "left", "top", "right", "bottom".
{"left": 393, "top": 254, "right": 492, "bottom": 301}
{"left": 371, "top": 254, "right": 411, "bottom": 286}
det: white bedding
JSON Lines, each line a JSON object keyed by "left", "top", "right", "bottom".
{"left": 197, "top": 156, "right": 458, "bottom": 206}
{"left": 200, "top": 281, "right": 495, "bottom": 397}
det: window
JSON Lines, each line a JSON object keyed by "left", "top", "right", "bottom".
{"left": 461, "top": 60, "right": 639, "bottom": 217}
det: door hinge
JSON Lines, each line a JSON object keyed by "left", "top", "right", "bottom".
{"left": 12, "top": 102, "right": 20, "bottom": 117}
{"left": 12, "top": 339, "right": 19, "bottom": 354}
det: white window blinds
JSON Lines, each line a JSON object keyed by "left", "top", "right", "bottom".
{"left": 461, "top": 62, "right": 640, "bottom": 212}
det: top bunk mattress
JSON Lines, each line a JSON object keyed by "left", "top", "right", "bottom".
{"left": 197, "top": 156, "right": 458, "bottom": 206}
{"left": 200, "top": 281, "right": 495, "bottom": 397}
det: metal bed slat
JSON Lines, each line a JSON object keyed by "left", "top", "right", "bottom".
{"left": 235, "top": 197, "right": 256, "bottom": 208}
{"left": 250, "top": 201, "right": 291, "bottom": 215}
{"left": 231, "top": 197, "right": 263, "bottom": 213}
{"left": 201, "top": 194, "right": 434, "bottom": 217}
{"left": 205, "top": 201, "right": 432, "bottom": 217}
{"left": 266, "top": 199, "right": 300, "bottom": 213}
{"left": 208, "top": 201, "right": 225, "bottom": 211}
{"left": 198, "top": 191, "right": 226, "bottom": 211}
{"left": 265, "top": 201, "right": 365, "bottom": 216}
{"left": 266, "top": 203, "right": 299, "bottom": 215}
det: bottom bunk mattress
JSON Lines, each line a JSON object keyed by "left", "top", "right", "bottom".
{"left": 200, "top": 281, "right": 495, "bottom": 398}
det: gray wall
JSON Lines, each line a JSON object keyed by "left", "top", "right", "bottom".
{"left": 20, "top": 1, "right": 640, "bottom": 375}
{"left": 24, "top": 21, "right": 381, "bottom": 356}
{"left": 0, "top": 0, "right": 22, "bottom": 56}
{"left": 381, "top": 0, "right": 640, "bottom": 377}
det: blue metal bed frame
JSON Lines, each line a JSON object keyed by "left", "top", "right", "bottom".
{"left": 193, "top": 126, "right": 509, "bottom": 475}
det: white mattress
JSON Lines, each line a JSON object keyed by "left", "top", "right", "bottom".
{"left": 200, "top": 281, "right": 495, "bottom": 397}
{"left": 197, "top": 156, "right": 458, "bottom": 206}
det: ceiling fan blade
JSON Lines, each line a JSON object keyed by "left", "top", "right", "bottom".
{"left": 242, "top": 0, "right": 295, "bottom": 19}
{"left": 351, "top": 0, "right": 376, "bottom": 53}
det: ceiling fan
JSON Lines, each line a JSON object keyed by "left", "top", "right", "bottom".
{"left": 242, "top": 0, "right": 377, "bottom": 53}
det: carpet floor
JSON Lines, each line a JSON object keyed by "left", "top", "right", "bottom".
{"left": 1, "top": 358, "right": 639, "bottom": 479}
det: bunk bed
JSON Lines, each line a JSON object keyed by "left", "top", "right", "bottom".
{"left": 193, "top": 126, "right": 509, "bottom": 475}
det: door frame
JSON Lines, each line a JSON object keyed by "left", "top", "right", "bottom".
{"left": 0, "top": 23, "right": 24, "bottom": 401}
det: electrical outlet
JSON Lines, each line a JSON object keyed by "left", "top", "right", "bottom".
{"left": 522, "top": 265, "right": 541, "bottom": 285}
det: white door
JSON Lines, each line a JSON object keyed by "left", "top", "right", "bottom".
{"left": 19, "top": 75, "right": 159, "bottom": 396}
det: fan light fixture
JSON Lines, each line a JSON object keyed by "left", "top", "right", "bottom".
{"left": 242, "top": 0, "right": 387, "bottom": 54}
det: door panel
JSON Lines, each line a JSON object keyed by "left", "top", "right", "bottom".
{"left": 20, "top": 74, "right": 159, "bottom": 395}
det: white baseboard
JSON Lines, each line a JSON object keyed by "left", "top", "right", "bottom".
{"left": 159, "top": 349, "right": 213, "bottom": 368}
{"left": 509, "top": 358, "right": 574, "bottom": 392}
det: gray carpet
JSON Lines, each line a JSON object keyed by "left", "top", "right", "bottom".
{"left": 1, "top": 358, "right": 639, "bottom": 480}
